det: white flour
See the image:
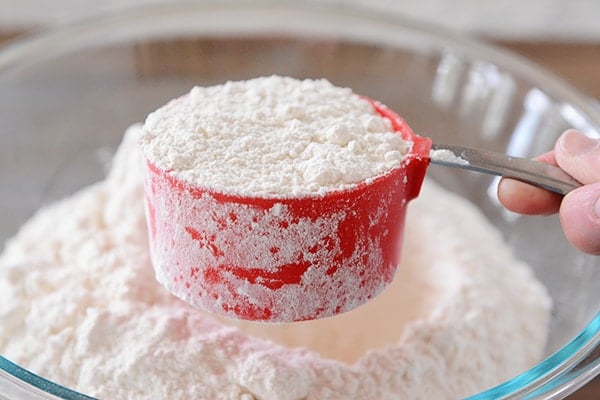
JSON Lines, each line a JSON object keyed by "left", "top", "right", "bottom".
{"left": 141, "top": 76, "right": 422, "bottom": 322}
{"left": 0, "top": 125, "right": 551, "bottom": 399}
{"left": 430, "top": 148, "right": 470, "bottom": 166}
{"left": 140, "top": 76, "right": 412, "bottom": 196}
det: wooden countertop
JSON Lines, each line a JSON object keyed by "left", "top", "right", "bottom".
{"left": 496, "top": 41, "right": 600, "bottom": 101}
{"left": 0, "top": 31, "right": 598, "bottom": 399}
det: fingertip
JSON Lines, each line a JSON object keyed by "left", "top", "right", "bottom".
{"left": 555, "top": 129, "right": 592, "bottom": 156}
{"left": 497, "top": 178, "right": 523, "bottom": 212}
{"left": 498, "top": 178, "right": 562, "bottom": 215}
{"left": 559, "top": 183, "right": 600, "bottom": 255}
{"left": 555, "top": 129, "right": 600, "bottom": 184}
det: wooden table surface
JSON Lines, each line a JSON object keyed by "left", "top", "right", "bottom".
{"left": 0, "top": 30, "right": 598, "bottom": 399}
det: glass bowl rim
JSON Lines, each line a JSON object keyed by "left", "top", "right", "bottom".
{"left": 0, "top": 1, "right": 598, "bottom": 399}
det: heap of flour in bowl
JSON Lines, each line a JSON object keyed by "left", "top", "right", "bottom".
{"left": 0, "top": 121, "right": 551, "bottom": 399}
{"left": 0, "top": 77, "right": 551, "bottom": 400}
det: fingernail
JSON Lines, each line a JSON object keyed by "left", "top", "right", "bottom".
{"left": 595, "top": 196, "right": 600, "bottom": 219}
{"left": 559, "top": 130, "right": 599, "bottom": 157}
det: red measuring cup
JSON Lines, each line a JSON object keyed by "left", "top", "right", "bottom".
{"left": 143, "top": 98, "right": 431, "bottom": 322}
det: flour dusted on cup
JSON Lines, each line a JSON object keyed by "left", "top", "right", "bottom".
{"left": 139, "top": 76, "right": 431, "bottom": 322}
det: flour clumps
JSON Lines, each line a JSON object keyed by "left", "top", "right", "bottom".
{"left": 0, "top": 125, "right": 551, "bottom": 399}
{"left": 140, "top": 76, "right": 412, "bottom": 196}
{"left": 430, "top": 148, "right": 470, "bottom": 166}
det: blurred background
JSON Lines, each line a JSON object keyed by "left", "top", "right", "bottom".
{"left": 0, "top": 1, "right": 598, "bottom": 398}
{"left": 1, "top": 0, "right": 598, "bottom": 102}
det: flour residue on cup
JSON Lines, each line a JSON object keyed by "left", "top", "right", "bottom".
{"left": 139, "top": 77, "right": 429, "bottom": 322}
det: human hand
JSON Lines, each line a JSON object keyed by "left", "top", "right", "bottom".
{"left": 498, "top": 129, "right": 600, "bottom": 255}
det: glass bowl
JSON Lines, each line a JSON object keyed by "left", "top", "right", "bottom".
{"left": 0, "top": 2, "right": 598, "bottom": 399}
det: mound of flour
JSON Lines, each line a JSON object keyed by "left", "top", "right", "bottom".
{"left": 0, "top": 125, "right": 551, "bottom": 399}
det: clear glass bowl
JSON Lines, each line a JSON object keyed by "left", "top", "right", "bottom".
{"left": 0, "top": 2, "right": 598, "bottom": 399}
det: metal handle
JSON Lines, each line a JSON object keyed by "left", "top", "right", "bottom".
{"left": 429, "top": 144, "right": 582, "bottom": 195}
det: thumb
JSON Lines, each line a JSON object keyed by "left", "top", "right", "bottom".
{"left": 559, "top": 182, "right": 600, "bottom": 255}
{"left": 554, "top": 129, "right": 600, "bottom": 184}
